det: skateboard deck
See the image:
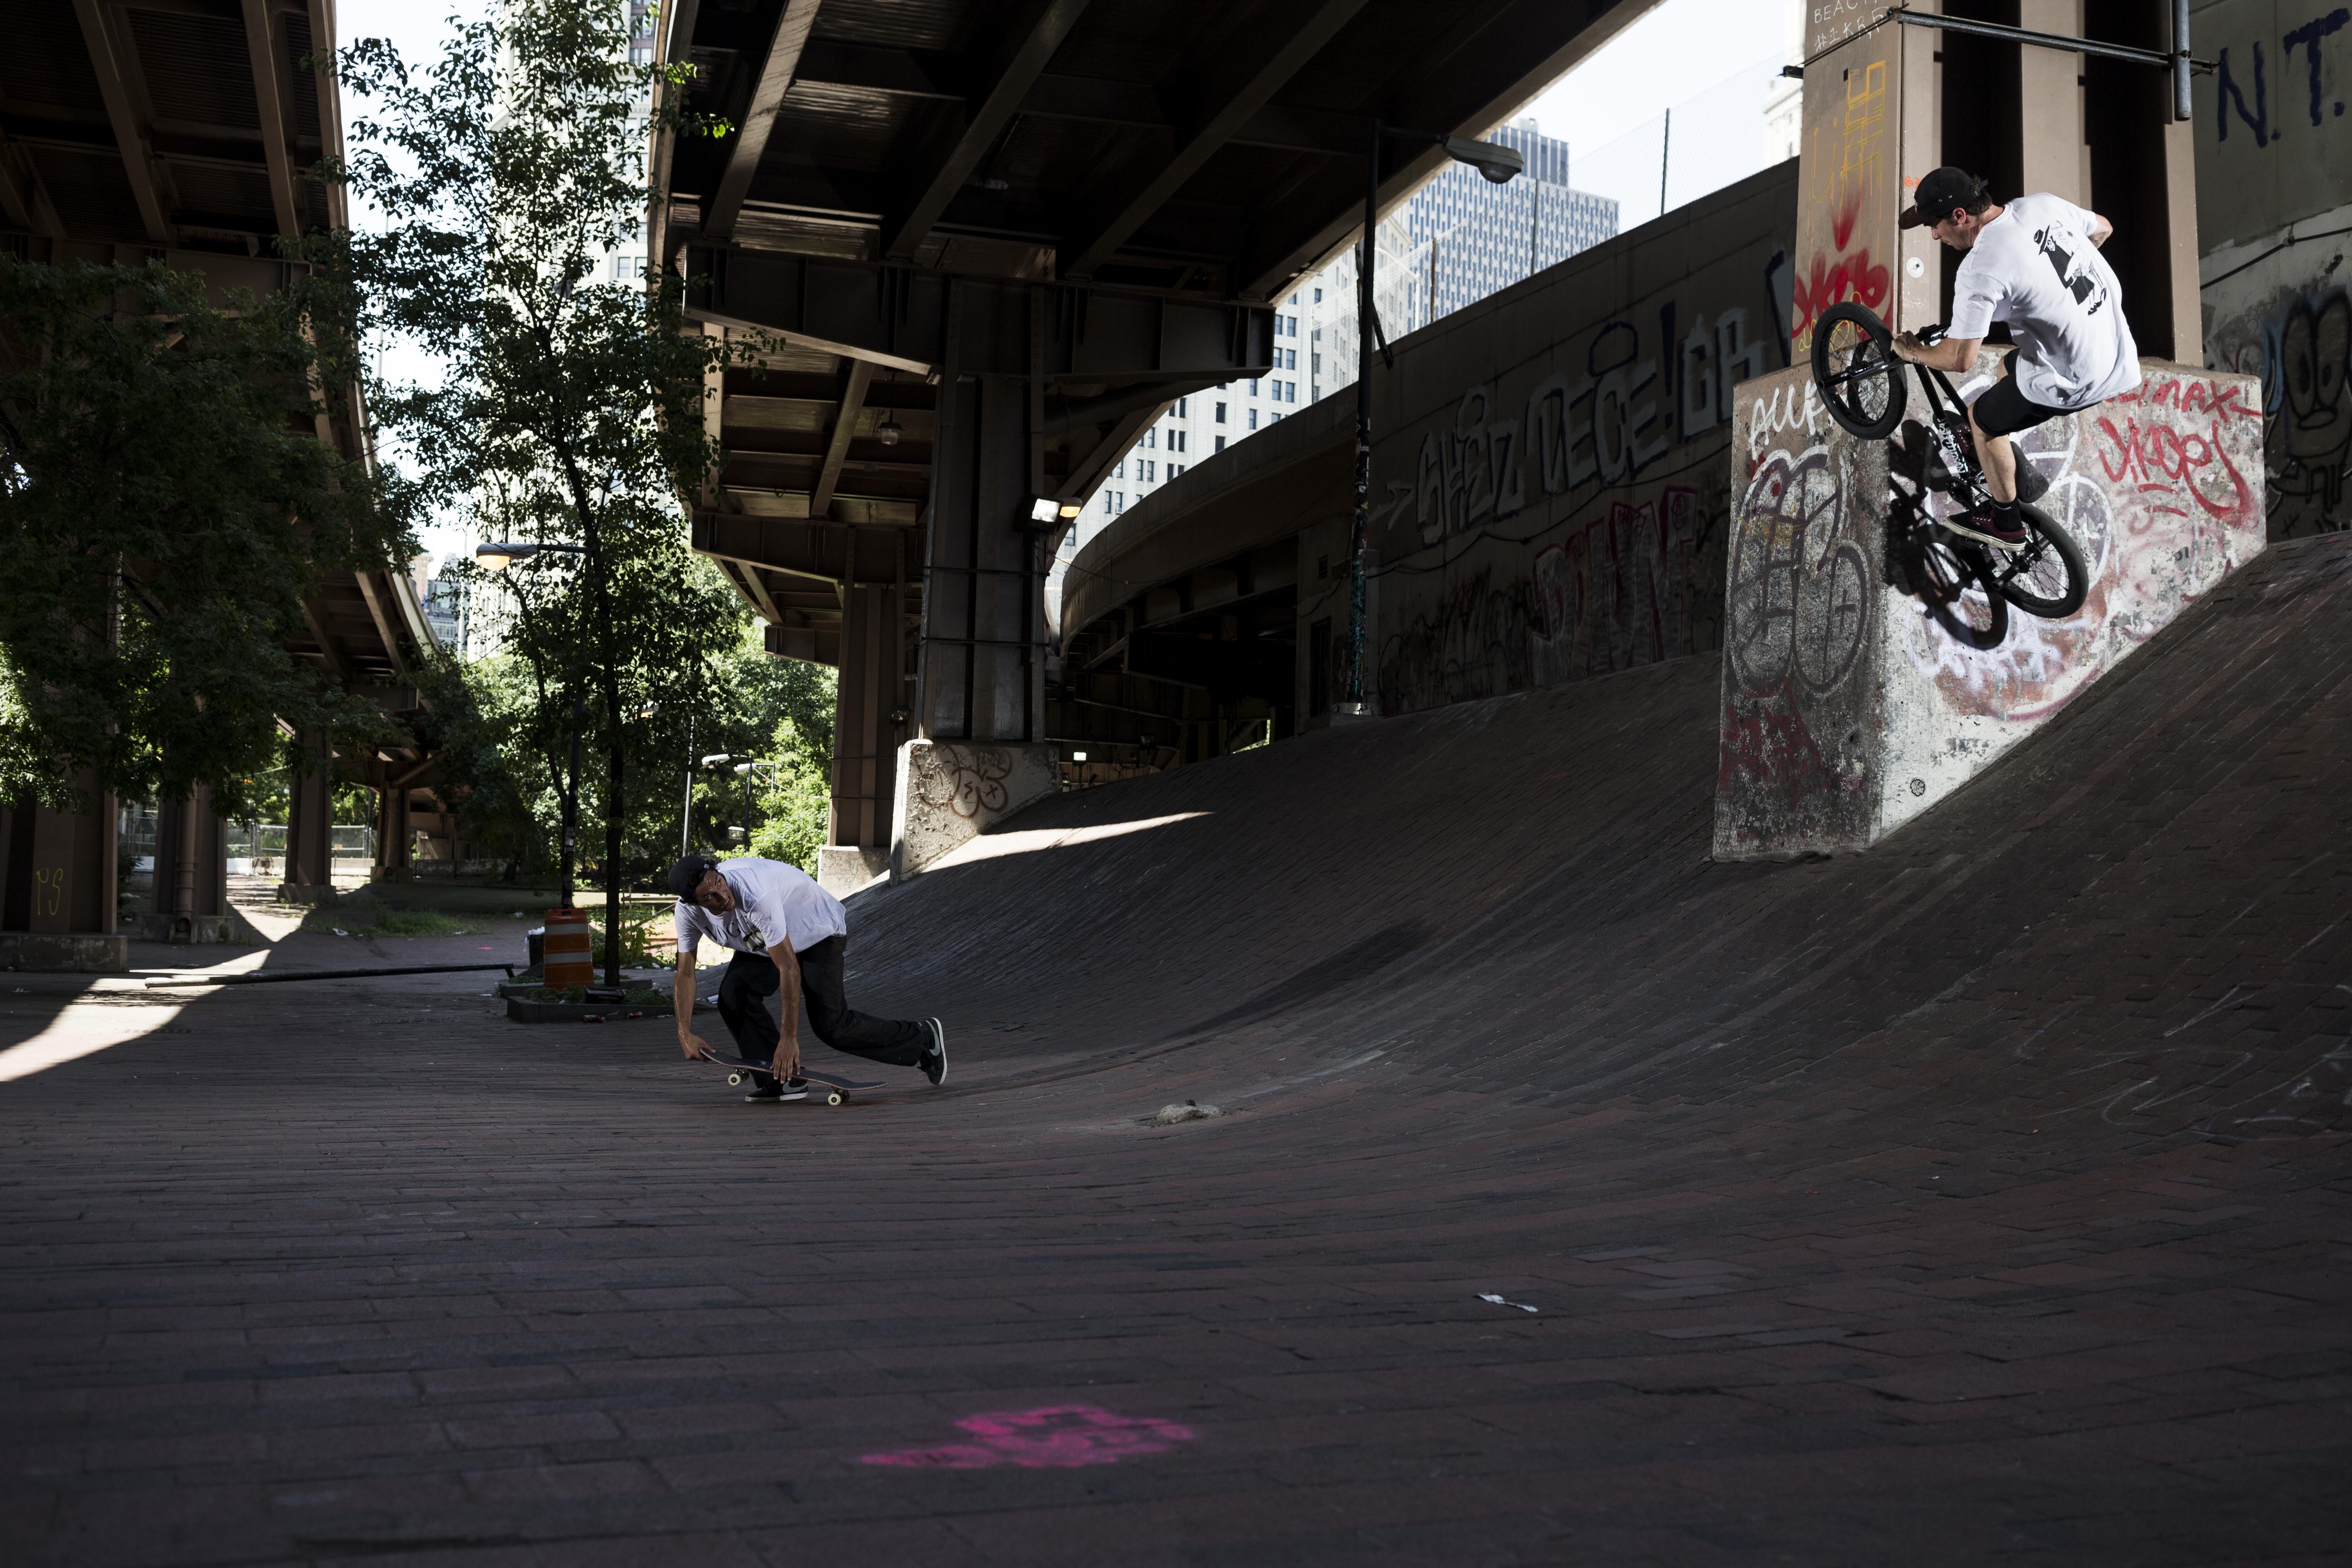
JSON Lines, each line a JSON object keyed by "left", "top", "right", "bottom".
{"left": 701, "top": 1053, "right": 886, "bottom": 1105}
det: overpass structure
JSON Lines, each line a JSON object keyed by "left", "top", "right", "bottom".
{"left": 647, "top": 0, "right": 1662, "bottom": 886}
{"left": 0, "top": 0, "right": 432, "bottom": 964}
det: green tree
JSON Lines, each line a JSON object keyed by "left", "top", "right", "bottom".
{"left": 328, "top": 0, "right": 743, "bottom": 983}
{"left": 0, "top": 257, "right": 406, "bottom": 818}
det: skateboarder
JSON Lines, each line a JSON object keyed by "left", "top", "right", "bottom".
{"left": 667, "top": 853, "right": 946, "bottom": 1101}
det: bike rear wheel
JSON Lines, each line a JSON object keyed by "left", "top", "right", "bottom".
{"left": 1810, "top": 301, "right": 1908, "bottom": 440}
{"left": 1983, "top": 501, "right": 2090, "bottom": 619}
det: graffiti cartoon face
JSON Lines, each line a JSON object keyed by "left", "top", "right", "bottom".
{"left": 2279, "top": 290, "right": 2349, "bottom": 467}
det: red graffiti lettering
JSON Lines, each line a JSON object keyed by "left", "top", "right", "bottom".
{"left": 1830, "top": 186, "right": 1863, "bottom": 254}
{"left": 1791, "top": 248, "right": 1891, "bottom": 345}
{"left": 2116, "top": 376, "right": 2263, "bottom": 424}
{"left": 2092, "top": 415, "right": 2253, "bottom": 521}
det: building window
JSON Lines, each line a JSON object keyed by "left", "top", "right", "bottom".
{"left": 1247, "top": 378, "right": 1259, "bottom": 396}
{"left": 1286, "top": 382, "right": 1297, "bottom": 404}
{"left": 1313, "top": 287, "right": 1323, "bottom": 303}
{"left": 1214, "top": 402, "right": 1227, "bottom": 422}
{"left": 1312, "top": 353, "right": 1321, "bottom": 374}
{"left": 1144, "top": 429, "right": 1156, "bottom": 448}
{"left": 1143, "top": 460, "right": 1156, "bottom": 480}
{"left": 1248, "top": 410, "right": 1258, "bottom": 430}
{"left": 1171, "top": 430, "right": 1186, "bottom": 453}
{"left": 1175, "top": 396, "right": 1189, "bottom": 416}
{"left": 1270, "top": 411, "right": 1282, "bottom": 422}
{"left": 1115, "top": 459, "right": 1125, "bottom": 478}
{"left": 1170, "top": 464, "right": 1183, "bottom": 478}
{"left": 1103, "top": 493, "right": 1116, "bottom": 513}
{"left": 1215, "top": 435, "right": 1225, "bottom": 451}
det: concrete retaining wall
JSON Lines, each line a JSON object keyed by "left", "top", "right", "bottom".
{"left": 1715, "top": 355, "right": 2267, "bottom": 859}
{"left": 890, "top": 741, "right": 1060, "bottom": 881}
{"left": 1359, "top": 161, "right": 1800, "bottom": 717}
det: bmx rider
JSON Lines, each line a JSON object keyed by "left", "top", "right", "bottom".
{"left": 668, "top": 853, "right": 946, "bottom": 1100}
{"left": 1889, "top": 165, "right": 2141, "bottom": 551}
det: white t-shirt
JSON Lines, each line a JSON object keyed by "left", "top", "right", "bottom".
{"left": 1949, "top": 193, "right": 2141, "bottom": 411}
{"left": 672, "top": 856, "right": 847, "bottom": 960}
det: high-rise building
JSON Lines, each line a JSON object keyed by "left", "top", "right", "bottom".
{"left": 1049, "top": 117, "right": 1613, "bottom": 616}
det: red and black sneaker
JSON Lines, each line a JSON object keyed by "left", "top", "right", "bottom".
{"left": 1942, "top": 502, "right": 2029, "bottom": 552}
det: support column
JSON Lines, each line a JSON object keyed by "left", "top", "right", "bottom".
{"left": 894, "top": 280, "right": 1060, "bottom": 883}
{"left": 817, "top": 580, "right": 904, "bottom": 897}
{"left": 279, "top": 735, "right": 335, "bottom": 904}
{"left": 151, "top": 787, "right": 230, "bottom": 943}
{"left": 375, "top": 783, "right": 411, "bottom": 881}
{"left": 0, "top": 788, "right": 124, "bottom": 970}
{"left": 2018, "top": 1, "right": 2092, "bottom": 207}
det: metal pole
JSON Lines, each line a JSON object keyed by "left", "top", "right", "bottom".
{"left": 678, "top": 715, "right": 694, "bottom": 857}
{"left": 2173, "top": 0, "right": 2192, "bottom": 122}
{"left": 561, "top": 688, "right": 581, "bottom": 907}
{"left": 1658, "top": 108, "right": 1671, "bottom": 216}
{"left": 1343, "top": 115, "right": 1376, "bottom": 715}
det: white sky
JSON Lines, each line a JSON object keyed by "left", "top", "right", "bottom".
{"left": 338, "top": 0, "right": 1797, "bottom": 557}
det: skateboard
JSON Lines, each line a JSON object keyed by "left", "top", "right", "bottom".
{"left": 702, "top": 1053, "right": 885, "bottom": 1106}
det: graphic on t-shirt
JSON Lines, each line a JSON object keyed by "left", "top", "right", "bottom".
{"left": 2033, "top": 226, "right": 2107, "bottom": 317}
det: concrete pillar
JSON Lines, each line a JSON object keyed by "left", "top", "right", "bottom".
{"left": 2017, "top": 0, "right": 2092, "bottom": 207}
{"left": 0, "top": 792, "right": 124, "bottom": 971}
{"left": 280, "top": 736, "right": 334, "bottom": 903}
{"left": 375, "top": 783, "right": 411, "bottom": 880}
{"left": 1792, "top": 2, "right": 1943, "bottom": 357}
{"left": 152, "top": 788, "right": 229, "bottom": 943}
{"left": 818, "top": 581, "right": 906, "bottom": 898}
{"left": 895, "top": 282, "right": 1059, "bottom": 882}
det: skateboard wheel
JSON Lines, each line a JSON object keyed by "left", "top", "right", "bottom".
{"left": 826, "top": 1091, "right": 843, "bottom": 1106}
{"left": 727, "top": 1072, "right": 744, "bottom": 1085}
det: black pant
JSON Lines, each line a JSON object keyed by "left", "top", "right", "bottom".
{"left": 715, "top": 938, "right": 928, "bottom": 1068}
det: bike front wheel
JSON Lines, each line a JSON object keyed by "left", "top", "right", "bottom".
{"left": 1984, "top": 502, "right": 2090, "bottom": 619}
{"left": 1810, "top": 301, "right": 1908, "bottom": 440}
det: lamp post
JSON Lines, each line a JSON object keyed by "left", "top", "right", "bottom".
{"left": 476, "top": 540, "right": 589, "bottom": 903}
{"left": 1341, "top": 123, "right": 1523, "bottom": 718}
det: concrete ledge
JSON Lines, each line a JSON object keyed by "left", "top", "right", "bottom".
{"left": 0, "top": 932, "right": 129, "bottom": 972}
{"left": 818, "top": 846, "right": 891, "bottom": 899}
{"left": 1714, "top": 357, "right": 2266, "bottom": 859}
{"left": 891, "top": 740, "right": 1061, "bottom": 881}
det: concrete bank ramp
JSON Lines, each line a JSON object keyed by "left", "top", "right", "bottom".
{"left": 846, "top": 533, "right": 2352, "bottom": 1146}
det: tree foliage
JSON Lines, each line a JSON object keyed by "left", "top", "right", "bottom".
{"left": 326, "top": 0, "right": 757, "bottom": 976}
{"left": 0, "top": 257, "right": 407, "bottom": 818}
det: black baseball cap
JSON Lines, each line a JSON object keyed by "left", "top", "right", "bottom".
{"left": 1900, "top": 167, "right": 1990, "bottom": 229}
{"left": 668, "top": 854, "right": 720, "bottom": 899}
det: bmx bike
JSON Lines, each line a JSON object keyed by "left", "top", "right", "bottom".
{"left": 1809, "top": 300, "right": 2089, "bottom": 624}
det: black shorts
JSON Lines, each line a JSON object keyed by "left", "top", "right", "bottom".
{"left": 1970, "top": 349, "right": 2073, "bottom": 438}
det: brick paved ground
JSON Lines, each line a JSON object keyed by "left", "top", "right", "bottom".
{"left": 4, "top": 534, "right": 2348, "bottom": 1566}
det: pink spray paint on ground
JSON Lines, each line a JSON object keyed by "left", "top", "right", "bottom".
{"left": 859, "top": 1405, "right": 1196, "bottom": 1470}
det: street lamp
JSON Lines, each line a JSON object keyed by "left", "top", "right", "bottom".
{"left": 1340, "top": 124, "right": 1523, "bottom": 718}
{"left": 475, "top": 539, "right": 593, "bottom": 904}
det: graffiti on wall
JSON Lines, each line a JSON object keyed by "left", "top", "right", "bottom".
{"left": 1900, "top": 367, "right": 2265, "bottom": 719}
{"left": 1376, "top": 252, "right": 1784, "bottom": 714}
{"left": 1713, "top": 419, "right": 1878, "bottom": 848}
{"left": 1792, "top": 58, "right": 1891, "bottom": 357}
{"left": 2261, "top": 285, "right": 2349, "bottom": 535}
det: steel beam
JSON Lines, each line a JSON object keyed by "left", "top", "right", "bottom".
{"left": 705, "top": 0, "right": 824, "bottom": 241}
{"left": 1061, "top": 0, "right": 1369, "bottom": 280}
{"left": 881, "top": 0, "right": 1095, "bottom": 262}
{"left": 808, "top": 358, "right": 875, "bottom": 516}
{"left": 71, "top": 0, "right": 170, "bottom": 243}
{"left": 241, "top": 0, "right": 302, "bottom": 235}
{"left": 684, "top": 248, "right": 1274, "bottom": 382}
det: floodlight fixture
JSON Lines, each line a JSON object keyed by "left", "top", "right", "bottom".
{"left": 1443, "top": 135, "right": 1525, "bottom": 183}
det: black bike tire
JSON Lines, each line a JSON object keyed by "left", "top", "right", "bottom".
{"left": 1989, "top": 501, "right": 2090, "bottom": 619}
{"left": 1809, "top": 301, "right": 1908, "bottom": 441}
{"left": 1924, "top": 539, "right": 2009, "bottom": 649}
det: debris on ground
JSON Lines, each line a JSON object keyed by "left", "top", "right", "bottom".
{"left": 1154, "top": 1101, "right": 1223, "bottom": 1125}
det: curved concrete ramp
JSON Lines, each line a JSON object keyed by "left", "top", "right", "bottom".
{"left": 3, "top": 538, "right": 2346, "bottom": 1565}
{"left": 855, "top": 533, "right": 2352, "bottom": 1153}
